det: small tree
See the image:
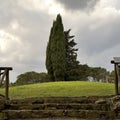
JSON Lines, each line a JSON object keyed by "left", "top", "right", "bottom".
{"left": 16, "top": 72, "right": 49, "bottom": 85}
{"left": 108, "top": 70, "right": 115, "bottom": 83}
{"left": 88, "top": 67, "right": 109, "bottom": 82}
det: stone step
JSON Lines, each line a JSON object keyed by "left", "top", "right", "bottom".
{"left": 7, "top": 119, "right": 120, "bottom": 120}
{"left": 6, "top": 103, "right": 110, "bottom": 111}
{"left": 8, "top": 97, "right": 108, "bottom": 105}
{"left": 4, "top": 110, "right": 115, "bottom": 119}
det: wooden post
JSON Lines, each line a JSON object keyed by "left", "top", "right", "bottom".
{"left": 115, "top": 64, "right": 119, "bottom": 95}
{"left": 0, "top": 67, "right": 12, "bottom": 100}
{"left": 111, "top": 57, "right": 120, "bottom": 95}
{"left": 5, "top": 69, "right": 9, "bottom": 100}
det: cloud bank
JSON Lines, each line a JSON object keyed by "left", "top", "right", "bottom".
{"left": 0, "top": 0, "right": 120, "bottom": 82}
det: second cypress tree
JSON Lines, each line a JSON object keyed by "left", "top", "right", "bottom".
{"left": 64, "top": 29, "right": 80, "bottom": 80}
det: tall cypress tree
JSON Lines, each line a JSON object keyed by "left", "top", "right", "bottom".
{"left": 46, "top": 21, "right": 55, "bottom": 81}
{"left": 46, "top": 14, "right": 66, "bottom": 81}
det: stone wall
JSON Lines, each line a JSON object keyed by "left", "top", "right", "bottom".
{"left": 0, "top": 96, "right": 6, "bottom": 120}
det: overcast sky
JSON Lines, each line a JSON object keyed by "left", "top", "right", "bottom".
{"left": 0, "top": 0, "right": 120, "bottom": 82}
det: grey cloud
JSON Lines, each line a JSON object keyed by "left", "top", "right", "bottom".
{"left": 56, "top": 0, "right": 100, "bottom": 11}
{"left": 0, "top": 0, "right": 21, "bottom": 28}
{"left": 0, "top": 0, "right": 120, "bottom": 82}
{"left": 0, "top": 0, "right": 52, "bottom": 82}
{"left": 77, "top": 18, "right": 120, "bottom": 56}
{"left": 74, "top": 13, "right": 120, "bottom": 71}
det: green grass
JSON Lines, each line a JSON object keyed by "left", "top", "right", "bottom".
{"left": 0, "top": 81, "right": 115, "bottom": 99}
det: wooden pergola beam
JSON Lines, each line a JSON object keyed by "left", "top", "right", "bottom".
{"left": 0, "top": 67, "right": 12, "bottom": 70}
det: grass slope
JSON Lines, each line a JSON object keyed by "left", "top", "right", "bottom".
{"left": 0, "top": 81, "right": 115, "bottom": 99}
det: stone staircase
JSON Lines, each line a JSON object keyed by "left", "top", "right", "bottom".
{"left": 1, "top": 96, "right": 119, "bottom": 120}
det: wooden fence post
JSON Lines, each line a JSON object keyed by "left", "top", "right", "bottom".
{"left": 0, "top": 67, "right": 12, "bottom": 100}
{"left": 6, "top": 69, "right": 9, "bottom": 100}
{"left": 111, "top": 57, "right": 120, "bottom": 95}
{"left": 114, "top": 64, "right": 119, "bottom": 95}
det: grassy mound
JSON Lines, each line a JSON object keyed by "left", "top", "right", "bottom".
{"left": 0, "top": 81, "right": 115, "bottom": 99}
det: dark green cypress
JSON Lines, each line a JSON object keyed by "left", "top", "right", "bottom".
{"left": 51, "top": 14, "right": 66, "bottom": 81}
{"left": 46, "top": 14, "right": 66, "bottom": 81}
{"left": 46, "top": 21, "right": 55, "bottom": 81}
